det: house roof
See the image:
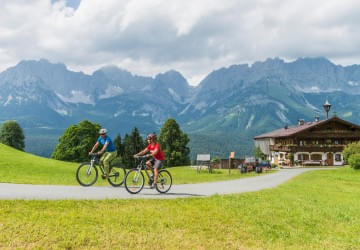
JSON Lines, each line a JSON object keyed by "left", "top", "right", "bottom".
{"left": 254, "top": 116, "right": 360, "bottom": 139}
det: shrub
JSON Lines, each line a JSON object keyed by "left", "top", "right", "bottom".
{"left": 348, "top": 153, "right": 360, "bottom": 169}
{"left": 271, "top": 163, "right": 278, "bottom": 168}
{"left": 343, "top": 141, "right": 360, "bottom": 162}
{"left": 211, "top": 157, "right": 220, "bottom": 163}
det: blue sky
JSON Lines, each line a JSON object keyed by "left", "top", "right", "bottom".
{"left": 51, "top": 0, "right": 81, "bottom": 10}
{"left": 1, "top": 0, "right": 360, "bottom": 85}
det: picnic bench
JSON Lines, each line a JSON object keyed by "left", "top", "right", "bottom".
{"left": 196, "top": 154, "right": 212, "bottom": 173}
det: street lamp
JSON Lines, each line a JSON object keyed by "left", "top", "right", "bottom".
{"left": 323, "top": 99, "right": 331, "bottom": 119}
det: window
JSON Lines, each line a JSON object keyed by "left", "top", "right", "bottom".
{"left": 335, "top": 154, "right": 342, "bottom": 162}
{"left": 311, "top": 154, "right": 322, "bottom": 161}
{"left": 298, "top": 154, "right": 309, "bottom": 161}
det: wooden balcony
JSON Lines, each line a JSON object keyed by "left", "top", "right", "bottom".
{"left": 270, "top": 144, "right": 345, "bottom": 153}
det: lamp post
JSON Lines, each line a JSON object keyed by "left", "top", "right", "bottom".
{"left": 323, "top": 99, "right": 331, "bottom": 119}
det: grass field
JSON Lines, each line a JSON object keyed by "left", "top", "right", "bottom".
{"left": 0, "top": 143, "right": 274, "bottom": 185}
{"left": 0, "top": 167, "right": 359, "bottom": 249}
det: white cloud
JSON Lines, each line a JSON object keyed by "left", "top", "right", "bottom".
{"left": 1, "top": 0, "right": 360, "bottom": 85}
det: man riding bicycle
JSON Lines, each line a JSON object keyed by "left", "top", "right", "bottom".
{"left": 89, "top": 128, "right": 117, "bottom": 179}
{"left": 134, "top": 133, "right": 165, "bottom": 188}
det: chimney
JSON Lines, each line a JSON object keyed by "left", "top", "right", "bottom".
{"left": 298, "top": 119, "right": 305, "bottom": 125}
{"left": 314, "top": 116, "right": 320, "bottom": 122}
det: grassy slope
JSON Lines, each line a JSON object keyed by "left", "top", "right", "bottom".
{"left": 0, "top": 143, "right": 273, "bottom": 185}
{"left": 0, "top": 167, "right": 359, "bottom": 249}
{"left": 0, "top": 143, "right": 78, "bottom": 185}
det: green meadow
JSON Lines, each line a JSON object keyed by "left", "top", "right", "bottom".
{"left": 0, "top": 143, "right": 273, "bottom": 185}
{"left": 0, "top": 167, "right": 359, "bottom": 249}
{"left": 1, "top": 143, "right": 360, "bottom": 249}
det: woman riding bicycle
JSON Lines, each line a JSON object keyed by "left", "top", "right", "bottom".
{"left": 134, "top": 133, "right": 165, "bottom": 188}
{"left": 89, "top": 128, "right": 117, "bottom": 179}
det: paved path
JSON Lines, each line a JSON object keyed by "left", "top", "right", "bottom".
{"left": 0, "top": 168, "right": 333, "bottom": 200}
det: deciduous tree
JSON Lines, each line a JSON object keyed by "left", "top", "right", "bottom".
{"left": 0, "top": 120, "right": 25, "bottom": 151}
{"left": 51, "top": 120, "right": 100, "bottom": 162}
{"left": 158, "top": 118, "right": 190, "bottom": 166}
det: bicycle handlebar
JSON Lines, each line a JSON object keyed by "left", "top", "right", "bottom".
{"left": 134, "top": 155, "right": 151, "bottom": 160}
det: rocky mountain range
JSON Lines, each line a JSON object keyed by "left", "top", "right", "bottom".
{"left": 1, "top": 57, "right": 360, "bottom": 158}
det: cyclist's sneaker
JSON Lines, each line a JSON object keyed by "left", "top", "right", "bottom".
{"left": 150, "top": 183, "right": 156, "bottom": 189}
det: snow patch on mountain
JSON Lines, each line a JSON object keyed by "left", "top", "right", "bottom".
{"left": 56, "top": 91, "right": 94, "bottom": 105}
{"left": 141, "top": 85, "right": 152, "bottom": 91}
{"left": 3, "top": 95, "right": 13, "bottom": 106}
{"left": 209, "top": 101, "right": 217, "bottom": 107}
{"left": 114, "top": 110, "right": 126, "bottom": 118}
{"left": 216, "top": 107, "right": 227, "bottom": 114}
{"left": 246, "top": 114, "right": 255, "bottom": 130}
{"left": 179, "top": 104, "right": 191, "bottom": 115}
{"left": 99, "top": 85, "right": 124, "bottom": 99}
{"left": 132, "top": 111, "right": 150, "bottom": 117}
{"left": 303, "top": 97, "right": 319, "bottom": 111}
{"left": 195, "top": 101, "right": 207, "bottom": 110}
{"left": 54, "top": 109, "right": 68, "bottom": 116}
{"left": 168, "top": 88, "right": 182, "bottom": 103}
{"left": 276, "top": 102, "right": 288, "bottom": 112}
{"left": 348, "top": 80, "right": 360, "bottom": 86}
{"left": 297, "top": 85, "right": 342, "bottom": 93}
{"left": 276, "top": 110, "right": 290, "bottom": 123}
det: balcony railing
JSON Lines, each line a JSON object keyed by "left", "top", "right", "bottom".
{"left": 270, "top": 144, "right": 345, "bottom": 152}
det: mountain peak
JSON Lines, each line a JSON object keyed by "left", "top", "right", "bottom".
{"left": 17, "top": 58, "right": 67, "bottom": 71}
{"left": 293, "top": 57, "right": 333, "bottom": 67}
{"left": 155, "top": 70, "right": 186, "bottom": 80}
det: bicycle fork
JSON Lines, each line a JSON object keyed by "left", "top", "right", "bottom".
{"left": 87, "top": 160, "right": 95, "bottom": 176}
{"left": 132, "top": 169, "right": 141, "bottom": 183}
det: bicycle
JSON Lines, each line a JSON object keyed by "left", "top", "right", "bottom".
{"left": 76, "top": 153, "right": 126, "bottom": 187}
{"left": 124, "top": 155, "right": 172, "bottom": 194}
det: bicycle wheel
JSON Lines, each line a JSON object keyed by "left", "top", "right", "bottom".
{"left": 76, "top": 162, "right": 98, "bottom": 186}
{"left": 125, "top": 169, "right": 144, "bottom": 194}
{"left": 107, "top": 164, "right": 126, "bottom": 187}
{"left": 155, "top": 169, "right": 172, "bottom": 193}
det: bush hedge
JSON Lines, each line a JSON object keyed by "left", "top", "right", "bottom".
{"left": 348, "top": 153, "right": 360, "bottom": 169}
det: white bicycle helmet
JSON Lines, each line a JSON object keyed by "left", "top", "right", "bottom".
{"left": 99, "top": 128, "right": 107, "bottom": 134}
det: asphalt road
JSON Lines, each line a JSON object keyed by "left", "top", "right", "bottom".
{"left": 0, "top": 168, "right": 333, "bottom": 200}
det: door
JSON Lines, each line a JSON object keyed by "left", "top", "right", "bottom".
{"left": 327, "top": 153, "right": 333, "bottom": 166}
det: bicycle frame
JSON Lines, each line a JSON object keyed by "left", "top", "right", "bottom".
{"left": 133, "top": 157, "right": 154, "bottom": 182}
{"left": 89, "top": 153, "right": 118, "bottom": 177}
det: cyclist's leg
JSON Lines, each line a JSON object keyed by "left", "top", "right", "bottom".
{"left": 146, "top": 159, "right": 156, "bottom": 187}
{"left": 152, "top": 160, "right": 163, "bottom": 184}
{"left": 146, "top": 159, "right": 155, "bottom": 174}
{"left": 102, "top": 151, "right": 117, "bottom": 176}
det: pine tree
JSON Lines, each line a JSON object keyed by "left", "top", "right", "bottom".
{"left": 51, "top": 120, "right": 101, "bottom": 162}
{"left": 114, "top": 134, "right": 123, "bottom": 157}
{"left": 158, "top": 118, "right": 190, "bottom": 166}
{"left": 122, "top": 127, "right": 145, "bottom": 168}
{"left": 0, "top": 120, "right": 25, "bottom": 151}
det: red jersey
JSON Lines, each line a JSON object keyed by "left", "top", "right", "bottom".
{"left": 146, "top": 143, "right": 165, "bottom": 160}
